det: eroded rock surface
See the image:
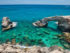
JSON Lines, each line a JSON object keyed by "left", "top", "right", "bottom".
{"left": 2, "top": 17, "right": 17, "bottom": 31}
{"left": 58, "top": 32, "right": 70, "bottom": 49}
{"left": 33, "top": 16, "right": 70, "bottom": 31}
{"left": 0, "top": 43, "right": 69, "bottom": 53}
{"left": 63, "top": 32, "right": 70, "bottom": 43}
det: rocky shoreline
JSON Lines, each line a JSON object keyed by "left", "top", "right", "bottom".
{"left": 0, "top": 42, "right": 69, "bottom": 53}
{"left": 57, "top": 32, "right": 70, "bottom": 49}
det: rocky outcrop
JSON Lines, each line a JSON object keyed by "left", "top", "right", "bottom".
{"left": 63, "top": 32, "right": 70, "bottom": 43}
{"left": 0, "top": 43, "right": 69, "bottom": 53}
{"left": 58, "top": 32, "right": 70, "bottom": 49}
{"left": 33, "top": 16, "right": 70, "bottom": 31}
{"left": 2, "top": 17, "right": 17, "bottom": 31}
{"left": 33, "top": 20, "right": 48, "bottom": 27}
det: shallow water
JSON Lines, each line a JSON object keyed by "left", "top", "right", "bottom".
{"left": 0, "top": 21, "right": 61, "bottom": 47}
{"left": 0, "top": 5, "right": 70, "bottom": 48}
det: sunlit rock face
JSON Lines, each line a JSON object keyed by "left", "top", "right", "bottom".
{"left": 2, "top": 17, "right": 10, "bottom": 27}
{"left": 2, "top": 17, "right": 17, "bottom": 31}
{"left": 2, "top": 17, "right": 11, "bottom": 31}
{"left": 63, "top": 32, "right": 70, "bottom": 43}
{"left": 58, "top": 32, "right": 70, "bottom": 49}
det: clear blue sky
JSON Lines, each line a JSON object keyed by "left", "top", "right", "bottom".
{"left": 0, "top": 0, "right": 70, "bottom": 5}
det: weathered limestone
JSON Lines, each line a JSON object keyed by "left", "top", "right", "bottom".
{"left": 58, "top": 32, "right": 70, "bottom": 49}
{"left": 33, "top": 16, "right": 70, "bottom": 31}
{"left": 50, "top": 50, "right": 63, "bottom": 53}
{"left": 48, "top": 46, "right": 64, "bottom": 52}
{"left": 33, "top": 20, "right": 48, "bottom": 27}
{"left": 2, "top": 17, "right": 17, "bottom": 31}
{"left": 64, "top": 50, "right": 70, "bottom": 53}
{"left": 63, "top": 32, "right": 70, "bottom": 43}
{"left": 0, "top": 43, "right": 69, "bottom": 53}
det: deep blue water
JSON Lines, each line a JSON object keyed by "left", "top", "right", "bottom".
{"left": 0, "top": 5, "right": 70, "bottom": 21}
{"left": 0, "top": 5, "right": 70, "bottom": 48}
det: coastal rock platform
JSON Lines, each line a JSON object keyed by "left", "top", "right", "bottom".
{"left": 0, "top": 43, "right": 69, "bottom": 53}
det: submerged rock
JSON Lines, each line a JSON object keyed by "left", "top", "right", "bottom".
{"left": 63, "top": 44, "right": 70, "bottom": 49}
{"left": 43, "top": 31, "right": 50, "bottom": 35}
{"left": 11, "top": 39, "right": 16, "bottom": 45}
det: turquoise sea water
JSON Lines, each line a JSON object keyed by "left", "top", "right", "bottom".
{"left": 0, "top": 5, "right": 70, "bottom": 48}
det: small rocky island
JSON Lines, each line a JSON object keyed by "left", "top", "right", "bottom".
{"left": 2, "top": 17, "right": 17, "bottom": 31}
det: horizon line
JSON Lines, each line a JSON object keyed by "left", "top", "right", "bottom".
{"left": 0, "top": 4, "right": 70, "bottom": 5}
